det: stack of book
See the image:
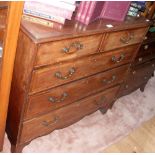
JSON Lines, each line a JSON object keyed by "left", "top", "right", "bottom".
{"left": 75, "top": 1, "right": 131, "bottom": 25}
{"left": 22, "top": 0, "right": 76, "bottom": 29}
{"left": 127, "top": 1, "right": 146, "bottom": 17}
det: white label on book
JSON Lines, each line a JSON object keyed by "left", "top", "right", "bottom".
{"left": 106, "top": 24, "right": 113, "bottom": 28}
{"left": 146, "top": 19, "right": 150, "bottom": 22}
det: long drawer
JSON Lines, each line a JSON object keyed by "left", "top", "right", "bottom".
{"left": 30, "top": 45, "right": 138, "bottom": 94}
{"left": 100, "top": 27, "right": 147, "bottom": 52}
{"left": 35, "top": 34, "right": 103, "bottom": 67}
{"left": 25, "top": 65, "right": 128, "bottom": 119}
{"left": 20, "top": 85, "right": 120, "bottom": 144}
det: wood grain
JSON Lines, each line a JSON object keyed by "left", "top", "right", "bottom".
{"left": 103, "top": 116, "right": 155, "bottom": 153}
{"left": 30, "top": 44, "right": 138, "bottom": 94}
{"left": 0, "top": 1, "right": 23, "bottom": 151}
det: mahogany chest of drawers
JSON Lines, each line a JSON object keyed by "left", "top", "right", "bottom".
{"left": 6, "top": 16, "right": 151, "bottom": 152}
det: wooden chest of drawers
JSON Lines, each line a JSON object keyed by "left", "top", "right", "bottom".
{"left": 6, "top": 16, "right": 150, "bottom": 152}
{"left": 119, "top": 21, "right": 155, "bottom": 97}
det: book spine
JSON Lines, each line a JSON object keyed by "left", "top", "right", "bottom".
{"left": 81, "top": 1, "right": 91, "bottom": 24}
{"left": 85, "top": 1, "right": 96, "bottom": 25}
{"left": 75, "top": 2, "right": 85, "bottom": 21}
{"left": 23, "top": 9, "right": 66, "bottom": 24}
{"left": 100, "top": 2, "right": 108, "bottom": 18}
{"left": 33, "top": 0, "right": 76, "bottom": 11}
{"left": 24, "top": 2, "right": 73, "bottom": 20}
{"left": 79, "top": 2, "right": 86, "bottom": 22}
{"left": 22, "top": 15, "right": 63, "bottom": 29}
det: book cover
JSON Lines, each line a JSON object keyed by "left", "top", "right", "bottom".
{"left": 33, "top": 0, "right": 76, "bottom": 11}
{"left": 77, "top": 1, "right": 104, "bottom": 25}
{"left": 24, "top": 1, "right": 73, "bottom": 20}
{"left": 23, "top": 9, "right": 66, "bottom": 24}
{"left": 101, "top": 1, "right": 131, "bottom": 21}
{"left": 22, "top": 14, "right": 63, "bottom": 30}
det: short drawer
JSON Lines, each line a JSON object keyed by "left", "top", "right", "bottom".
{"left": 100, "top": 27, "right": 148, "bottom": 51}
{"left": 25, "top": 65, "right": 128, "bottom": 119}
{"left": 20, "top": 85, "right": 120, "bottom": 144}
{"left": 35, "top": 34, "right": 103, "bottom": 67}
{"left": 30, "top": 45, "right": 138, "bottom": 93}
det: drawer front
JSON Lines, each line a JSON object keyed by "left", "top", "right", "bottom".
{"left": 101, "top": 27, "right": 147, "bottom": 51}
{"left": 21, "top": 85, "right": 120, "bottom": 144}
{"left": 30, "top": 45, "right": 138, "bottom": 93}
{"left": 26, "top": 65, "right": 128, "bottom": 119}
{"left": 120, "top": 61, "right": 155, "bottom": 96}
{"left": 134, "top": 42, "right": 155, "bottom": 65}
{"left": 35, "top": 34, "right": 103, "bottom": 67}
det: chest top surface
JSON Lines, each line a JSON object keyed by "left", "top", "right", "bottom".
{"left": 20, "top": 16, "right": 151, "bottom": 44}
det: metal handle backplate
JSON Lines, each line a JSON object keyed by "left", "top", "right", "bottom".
{"left": 62, "top": 42, "right": 83, "bottom": 54}
{"left": 102, "top": 75, "right": 116, "bottom": 84}
{"left": 55, "top": 67, "right": 76, "bottom": 80}
{"left": 112, "top": 54, "right": 125, "bottom": 63}
{"left": 42, "top": 116, "right": 59, "bottom": 127}
{"left": 48, "top": 92, "right": 68, "bottom": 103}
{"left": 120, "top": 32, "right": 134, "bottom": 44}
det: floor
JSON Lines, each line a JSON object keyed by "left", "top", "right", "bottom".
{"left": 103, "top": 116, "right": 155, "bottom": 153}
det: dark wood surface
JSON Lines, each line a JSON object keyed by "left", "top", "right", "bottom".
{"left": 21, "top": 85, "right": 120, "bottom": 144}
{"left": 25, "top": 65, "right": 128, "bottom": 120}
{"left": 21, "top": 16, "right": 151, "bottom": 43}
{"left": 6, "top": 16, "right": 153, "bottom": 153}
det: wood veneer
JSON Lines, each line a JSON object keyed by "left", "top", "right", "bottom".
{"left": 6, "top": 16, "right": 152, "bottom": 152}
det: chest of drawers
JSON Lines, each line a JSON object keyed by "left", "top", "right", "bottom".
{"left": 6, "top": 16, "right": 150, "bottom": 152}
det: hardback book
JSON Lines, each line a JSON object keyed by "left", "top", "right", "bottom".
{"left": 101, "top": 1, "right": 131, "bottom": 21}
{"left": 34, "top": 0, "right": 76, "bottom": 12}
{"left": 75, "top": 1, "right": 85, "bottom": 21}
{"left": 24, "top": 1, "right": 73, "bottom": 20}
{"left": 23, "top": 9, "right": 66, "bottom": 24}
{"left": 80, "top": 1, "right": 91, "bottom": 23}
{"left": 22, "top": 14, "right": 63, "bottom": 30}
{"left": 77, "top": 1, "right": 104, "bottom": 25}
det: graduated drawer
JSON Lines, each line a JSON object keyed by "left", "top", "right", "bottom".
{"left": 100, "top": 27, "right": 148, "bottom": 52}
{"left": 25, "top": 65, "right": 128, "bottom": 119}
{"left": 35, "top": 34, "right": 103, "bottom": 67}
{"left": 30, "top": 44, "right": 138, "bottom": 94}
{"left": 20, "top": 85, "right": 120, "bottom": 144}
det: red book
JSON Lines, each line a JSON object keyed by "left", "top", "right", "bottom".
{"left": 101, "top": 1, "right": 131, "bottom": 21}
{"left": 80, "top": 1, "right": 91, "bottom": 23}
{"left": 79, "top": 1, "right": 86, "bottom": 22}
{"left": 79, "top": 1, "right": 104, "bottom": 25}
{"left": 75, "top": 1, "right": 85, "bottom": 21}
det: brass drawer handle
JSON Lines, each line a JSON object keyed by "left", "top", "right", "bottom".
{"left": 138, "top": 57, "right": 143, "bottom": 62}
{"left": 132, "top": 70, "right": 136, "bottom": 75}
{"left": 144, "top": 45, "right": 149, "bottom": 50}
{"left": 42, "top": 116, "right": 59, "bottom": 127}
{"left": 102, "top": 75, "right": 116, "bottom": 84}
{"left": 62, "top": 42, "right": 83, "bottom": 53}
{"left": 55, "top": 67, "right": 76, "bottom": 80}
{"left": 111, "top": 54, "right": 125, "bottom": 63}
{"left": 125, "top": 84, "right": 129, "bottom": 89}
{"left": 144, "top": 76, "right": 148, "bottom": 80}
{"left": 120, "top": 32, "right": 134, "bottom": 44}
{"left": 94, "top": 96, "right": 107, "bottom": 106}
{"left": 48, "top": 92, "right": 68, "bottom": 103}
